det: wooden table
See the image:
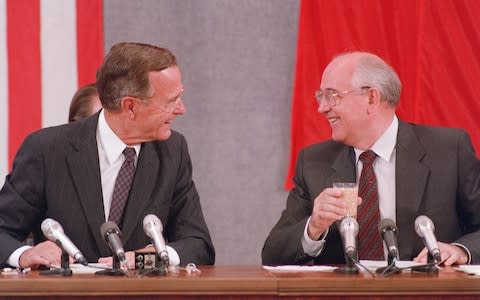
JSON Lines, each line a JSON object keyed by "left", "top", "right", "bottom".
{"left": 0, "top": 265, "right": 479, "bottom": 299}
{"left": 274, "top": 266, "right": 480, "bottom": 299}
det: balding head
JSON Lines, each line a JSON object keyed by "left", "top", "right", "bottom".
{"left": 318, "top": 51, "right": 400, "bottom": 149}
{"left": 323, "top": 52, "right": 401, "bottom": 107}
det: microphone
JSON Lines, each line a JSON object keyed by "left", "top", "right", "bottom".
{"left": 415, "top": 215, "right": 442, "bottom": 263}
{"left": 100, "top": 221, "right": 128, "bottom": 266}
{"left": 378, "top": 218, "right": 399, "bottom": 260}
{"left": 41, "top": 218, "right": 88, "bottom": 266}
{"left": 339, "top": 217, "right": 359, "bottom": 259}
{"left": 143, "top": 214, "right": 169, "bottom": 263}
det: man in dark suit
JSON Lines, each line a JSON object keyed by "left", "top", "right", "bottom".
{"left": 0, "top": 42, "right": 215, "bottom": 269}
{"left": 262, "top": 51, "right": 480, "bottom": 266}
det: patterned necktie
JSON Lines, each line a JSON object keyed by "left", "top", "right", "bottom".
{"left": 357, "top": 150, "right": 384, "bottom": 260}
{"left": 109, "top": 147, "right": 136, "bottom": 227}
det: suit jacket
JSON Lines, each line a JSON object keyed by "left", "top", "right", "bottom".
{"left": 0, "top": 112, "right": 215, "bottom": 266}
{"left": 262, "top": 121, "right": 480, "bottom": 265}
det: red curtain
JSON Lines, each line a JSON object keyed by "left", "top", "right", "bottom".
{"left": 286, "top": 0, "right": 480, "bottom": 189}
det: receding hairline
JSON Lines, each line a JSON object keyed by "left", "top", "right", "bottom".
{"left": 331, "top": 51, "right": 385, "bottom": 64}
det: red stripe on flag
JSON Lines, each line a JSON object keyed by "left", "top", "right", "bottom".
{"left": 7, "top": 0, "right": 42, "bottom": 169}
{"left": 76, "top": 0, "right": 104, "bottom": 87}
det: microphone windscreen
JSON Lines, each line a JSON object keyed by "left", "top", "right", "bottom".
{"left": 100, "top": 221, "right": 120, "bottom": 239}
{"left": 414, "top": 215, "right": 434, "bottom": 237}
{"left": 378, "top": 218, "right": 397, "bottom": 233}
{"left": 143, "top": 214, "right": 163, "bottom": 232}
{"left": 41, "top": 218, "right": 63, "bottom": 239}
{"left": 340, "top": 217, "right": 359, "bottom": 234}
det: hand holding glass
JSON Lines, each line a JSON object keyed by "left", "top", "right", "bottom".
{"left": 333, "top": 183, "right": 358, "bottom": 218}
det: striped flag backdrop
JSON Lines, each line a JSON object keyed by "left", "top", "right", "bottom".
{"left": 0, "top": 0, "right": 103, "bottom": 184}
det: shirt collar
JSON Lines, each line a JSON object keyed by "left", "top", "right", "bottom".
{"left": 354, "top": 115, "right": 398, "bottom": 163}
{"left": 97, "top": 110, "right": 141, "bottom": 164}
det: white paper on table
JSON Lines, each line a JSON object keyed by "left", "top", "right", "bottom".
{"left": 358, "top": 260, "right": 426, "bottom": 272}
{"left": 69, "top": 263, "right": 109, "bottom": 274}
{"left": 454, "top": 265, "right": 480, "bottom": 275}
{"left": 262, "top": 265, "right": 336, "bottom": 272}
{"left": 263, "top": 261, "right": 428, "bottom": 273}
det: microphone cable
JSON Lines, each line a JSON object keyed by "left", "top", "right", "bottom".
{"left": 379, "top": 262, "right": 438, "bottom": 278}
{"left": 378, "top": 257, "right": 398, "bottom": 277}
{"left": 351, "top": 259, "right": 376, "bottom": 278}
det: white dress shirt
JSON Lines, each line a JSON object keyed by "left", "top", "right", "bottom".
{"left": 97, "top": 110, "right": 141, "bottom": 221}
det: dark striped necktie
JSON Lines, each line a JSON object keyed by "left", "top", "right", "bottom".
{"left": 357, "top": 150, "right": 383, "bottom": 260}
{"left": 108, "top": 147, "right": 136, "bottom": 227}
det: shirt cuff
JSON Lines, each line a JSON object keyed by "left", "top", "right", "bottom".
{"left": 452, "top": 242, "right": 471, "bottom": 264}
{"left": 301, "top": 217, "right": 328, "bottom": 257}
{"left": 7, "top": 245, "right": 31, "bottom": 268}
{"left": 166, "top": 245, "right": 180, "bottom": 266}
{"left": 145, "top": 244, "right": 180, "bottom": 266}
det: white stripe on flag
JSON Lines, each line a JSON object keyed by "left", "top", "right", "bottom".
{"left": 0, "top": 0, "right": 8, "bottom": 184}
{"left": 41, "top": 0, "right": 78, "bottom": 128}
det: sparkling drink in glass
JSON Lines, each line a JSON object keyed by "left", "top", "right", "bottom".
{"left": 333, "top": 182, "right": 358, "bottom": 218}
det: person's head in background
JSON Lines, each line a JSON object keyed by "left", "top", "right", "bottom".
{"left": 96, "top": 42, "right": 186, "bottom": 145}
{"left": 317, "top": 51, "right": 401, "bottom": 150}
{"left": 68, "top": 83, "right": 102, "bottom": 122}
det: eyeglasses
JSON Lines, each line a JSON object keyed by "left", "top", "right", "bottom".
{"left": 315, "top": 86, "right": 370, "bottom": 107}
{"left": 158, "top": 96, "right": 182, "bottom": 113}
{"left": 130, "top": 91, "right": 183, "bottom": 113}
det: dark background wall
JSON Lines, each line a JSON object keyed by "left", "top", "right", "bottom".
{"left": 104, "top": 0, "right": 300, "bottom": 265}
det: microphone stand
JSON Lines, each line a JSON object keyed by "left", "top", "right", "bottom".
{"left": 411, "top": 252, "right": 439, "bottom": 274}
{"left": 376, "top": 252, "right": 400, "bottom": 274}
{"left": 39, "top": 241, "right": 73, "bottom": 276}
{"left": 95, "top": 253, "right": 125, "bottom": 276}
{"left": 335, "top": 251, "right": 359, "bottom": 274}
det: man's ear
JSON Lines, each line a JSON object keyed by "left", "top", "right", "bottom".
{"left": 120, "top": 97, "right": 136, "bottom": 119}
{"left": 368, "top": 87, "right": 381, "bottom": 104}
{"left": 366, "top": 88, "right": 382, "bottom": 113}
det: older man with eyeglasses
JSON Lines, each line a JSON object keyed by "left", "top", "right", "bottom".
{"left": 262, "top": 51, "right": 480, "bottom": 266}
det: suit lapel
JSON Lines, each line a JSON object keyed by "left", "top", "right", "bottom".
{"left": 66, "top": 113, "right": 110, "bottom": 254}
{"left": 329, "top": 146, "right": 357, "bottom": 185}
{"left": 121, "top": 142, "right": 160, "bottom": 243}
{"left": 395, "top": 121, "right": 429, "bottom": 259}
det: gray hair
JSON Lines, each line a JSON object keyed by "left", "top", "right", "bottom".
{"left": 336, "top": 52, "right": 402, "bottom": 106}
